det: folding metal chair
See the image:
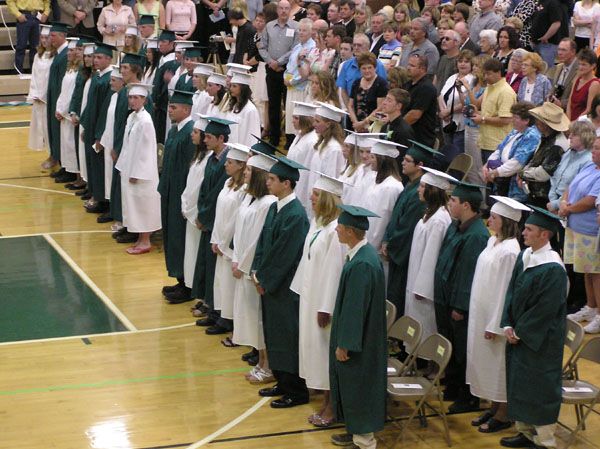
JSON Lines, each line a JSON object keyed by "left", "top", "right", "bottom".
{"left": 387, "top": 315, "right": 423, "bottom": 377}
{"left": 563, "top": 318, "right": 585, "bottom": 380}
{"left": 386, "top": 299, "right": 397, "bottom": 332}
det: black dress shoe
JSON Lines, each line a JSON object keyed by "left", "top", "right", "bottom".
{"left": 85, "top": 202, "right": 109, "bottom": 214}
{"left": 205, "top": 324, "right": 229, "bottom": 335}
{"left": 116, "top": 231, "right": 139, "bottom": 243}
{"left": 55, "top": 172, "right": 77, "bottom": 183}
{"left": 443, "top": 388, "right": 459, "bottom": 402}
{"left": 196, "top": 317, "right": 216, "bottom": 327}
{"left": 259, "top": 386, "right": 283, "bottom": 397}
{"left": 112, "top": 228, "right": 127, "bottom": 239}
{"left": 75, "top": 189, "right": 89, "bottom": 196}
{"left": 247, "top": 354, "right": 259, "bottom": 366}
{"left": 166, "top": 286, "right": 192, "bottom": 304}
{"left": 162, "top": 281, "right": 182, "bottom": 295}
{"left": 242, "top": 348, "right": 258, "bottom": 361}
{"left": 500, "top": 433, "right": 536, "bottom": 448}
{"left": 270, "top": 395, "right": 309, "bottom": 408}
{"left": 97, "top": 213, "right": 113, "bottom": 224}
{"left": 50, "top": 167, "right": 66, "bottom": 178}
{"left": 80, "top": 192, "right": 92, "bottom": 200}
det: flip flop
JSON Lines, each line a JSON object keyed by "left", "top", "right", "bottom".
{"left": 126, "top": 246, "right": 151, "bottom": 255}
{"left": 312, "top": 414, "right": 336, "bottom": 428}
{"left": 478, "top": 418, "right": 512, "bottom": 433}
{"left": 471, "top": 410, "right": 494, "bottom": 427}
{"left": 221, "top": 337, "right": 239, "bottom": 348}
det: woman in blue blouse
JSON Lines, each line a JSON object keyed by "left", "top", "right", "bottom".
{"left": 517, "top": 51, "right": 552, "bottom": 106}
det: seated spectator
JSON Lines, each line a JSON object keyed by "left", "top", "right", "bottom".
{"left": 505, "top": 48, "right": 526, "bottom": 94}
{"left": 97, "top": 0, "right": 136, "bottom": 47}
{"left": 377, "top": 21, "right": 402, "bottom": 70}
{"left": 493, "top": 26, "right": 519, "bottom": 76}
{"left": 398, "top": 18, "right": 440, "bottom": 78}
{"left": 479, "top": 29, "right": 497, "bottom": 57}
{"left": 420, "top": 6, "right": 440, "bottom": 45}
{"left": 578, "top": 93, "right": 600, "bottom": 136}
{"left": 348, "top": 52, "right": 389, "bottom": 131}
{"left": 165, "top": 0, "right": 196, "bottom": 40}
{"left": 354, "top": 4, "right": 371, "bottom": 34}
{"left": 568, "top": 48, "right": 600, "bottom": 121}
{"left": 517, "top": 51, "right": 552, "bottom": 106}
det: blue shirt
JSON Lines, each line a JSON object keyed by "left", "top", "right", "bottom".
{"left": 548, "top": 149, "right": 592, "bottom": 209}
{"left": 567, "top": 161, "right": 600, "bottom": 235}
{"left": 285, "top": 38, "right": 316, "bottom": 89}
{"left": 336, "top": 57, "right": 388, "bottom": 95}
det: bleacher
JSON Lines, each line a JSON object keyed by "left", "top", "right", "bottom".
{"left": 0, "top": 0, "right": 31, "bottom": 98}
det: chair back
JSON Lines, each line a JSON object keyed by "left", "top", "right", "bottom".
{"left": 563, "top": 319, "right": 585, "bottom": 379}
{"left": 416, "top": 334, "right": 452, "bottom": 373}
{"left": 388, "top": 315, "right": 423, "bottom": 351}
{"left": 446, "top": 153, "right": 473, "bottom": 181}
{"left": 575, "top": 336, "right": 600, "bottom": 365}
{"left": 386, "top": 300, "right": 397, "bottom": 332}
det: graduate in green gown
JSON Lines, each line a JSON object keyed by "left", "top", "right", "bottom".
{"left": 329, "top": 205, "right": 387, "bottom": 449}
{"left": 251, "top": 156, "right": 310, "bottom": 409}
{"left": 158, "top": 90, "right": 196, "bottom": 298}
{"left": 174, "top": 47, "right": 203, "bottom": 93}
{"left": 46, "top": 23, "right": 69, "bottom": 168}
{"left": 152, "top": 30, "right": 178, "bottom": 144}
{"left": 383, "top": 140, "right": 442, "bottom": 313}
{"left": 434, "top": 181, "right": 489, "bottom": 412}
{"left": 138, "top": 14, "right": 156, "bottom": 50}
{"left": 500, "top": 207, "right": 567, "bottom": 449}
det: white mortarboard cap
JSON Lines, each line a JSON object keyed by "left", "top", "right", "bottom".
{"left": 126, "top": 25, "right": 139, "bottom": 36}
{"left": 175, "top": 40, "right": 197, "bottom": 51}
{"left": 67, "top": 37, "right": 79, "bottom": 49}
{"left": 230, "top": 71, "right": 252, "bottom": 86}
{"left": 293, "top": 101, "right": 319, "bottom": 117}
{"left": 248, "top": 152, "right": 277, "bottom": 172}
{"left": 490, "top": 195, "right": 531, "bottom": 222}
{"left": 226, "top": 142, "right": 250, "bottom": 162}
{"left": 82, "top": 42, "right": 95, "bottom": 55}
{"left": 315, "top": 101, "right": 348, "bottom": 122}
{"left": 226, "top": 62, "right": 252, "bottom": 76}
{"left": 128, "top": 83, "right": 152, "bottom": 97}
{"left": 369, "top": 138, "right": 407, "bottom": 158}
{"left": 147, "top": 38, "right": 158, "bottom": 49}
{"left": 40, "top": 24, "right": 51, "bottom": 36}
{"left": 313, "top": 172, "right": 344, "bottom": 197}
{"left": 421, "top": 166, "right": 458, "bottom": 191}
{"left": 111, "top": 65, "right": 123, "bottom": 79}
{"left": 193, "top": 113, "right": 209, "bottom": 131}
{"left": 344, "top": 130, "right": 386, "bottom": 148}
{"left": 207, "top": 72, "right": 227, "bottom": 86}
{"left": 193, "top": 63, "right": 214, "bottom": 76}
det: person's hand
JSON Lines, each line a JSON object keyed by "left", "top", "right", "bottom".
{"left": 71, "top": 115, "right": 79, "bottom": 125}
{"left": 17, "top": 14, "right": 26, "bottom": 23}
{"left": 224, "top": 36, "right": 236, "bottom": 45}
{"left": 381, "top": 242, "right": 388, "bottom": 258}
{"left": 268, "top": 60, "right": 279, "bottom": 71}
{"left": 547, "top": 201, "right": 557, "bottom": 212}
{"left": 516, "top": 175, "right": 523, "bottom": 188}
{"left": 255, "top": 283, "right": 265, "bottom": 295}
{"left": 232, "top": 262, "right": 243, "bottom": 279}
{"left": 558, "top": 201, "right": 570, "bottom": 217}
{"left": 95, "top": 140, "right": 104, "bottom": 152}
{"left": 164, "top": 70, "right": 174, "bottom": 83}
{"left": 74, "top": 10, "right": 86, "bottom": 21}
{"left": 451, "top": 310, "right": 464, "bottom": 321}
{"left": 129, "top": 177, "right": 138, "bottom": 184}
{"left": 471, "top": 113, "right": 483, "bottom": 125}
{"left": 81, "top": 131, "right": 85, "bottom": 141}
{"left": 550, "top": 95, "right": 562, "bottom": 107}
{"left": 336, "top": 347, "right": 349, "bottom": 362}
{"left": 283, "top": 78, "right": 291, "bottom": 87}
{"left": 111, "top": 150, "right": 117, "bottom": 162}
{"left": 195, "top": 218, "right": 204, "bottom": 230}
{"left": 55, "top": 112, "right": 63, "bottom": 121}
{"left": 504, "top": 327, "right": 519, "bottom": 344}
{"left": 211, "top": 243, "right": 221, "bottom": 255}
{"left": 540, "top": 37, "right": 549, "bottom": 44}
{"left": 317, "top": 312, "right": 331, "bottom": 328}
{"left": 484, "top": 331, "right": 496, "bottom": 340}
{"left": 40, "top": 13, "right": 48, "bottom": 23}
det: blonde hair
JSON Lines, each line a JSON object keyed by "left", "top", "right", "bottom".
{"left": 504, "top": 16, "right": 523, "bottom": 34}
{"left": 393, "top": 3, "right": 411, "bottom": 27}
{"left": 230, "top": 0, "right": 249, "bottom": 18}
{"left": 227, "top": 160, "right": 246, "bottom": 190}
{"left": 523, "top": 51, "right": 545, "bottom": 73}
{"left": 314, "top": 189, "right": 341, "bottom": 226}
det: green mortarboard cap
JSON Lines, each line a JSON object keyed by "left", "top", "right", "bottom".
{"left": 169, "top": 89, "right": 194, "bottom": 105}
{"left": 450, "top": 180, "right": 485, "bottom": 204}
{"left": 159, "top": 29, "right": 176, "bottom": 41}
{"left": 185, "top": 47, "right": 204, "bottom": 58}
{"left": 139, "top": 14, "right": 156, "bottom": 26}
{"left": 269, "top": 155, "right": 308, "bottom": 182}
{"left": 76, "top": 36, "right": 93, "bottom": 47}
{"left": 251, "top": 135, "right": 279, "bottom": 156}
{"left": 406, "top": 139, "right": 443, "bottom": 164}
{"left": 337, "top": 205, "right": 380, "bottom": 231}
{"left": 525, "top": 205, "right": 562, "bottom": 235}
{"left": 50, "top": 22, "right": 69, "bottom": 33}
{"left": 205, "top": 116, "right": 236, "bottom": 136}
{"left": 122, "top": 52, "right": 146, "bottom": 67}
{"left": 94, "top": 42, "right": 116, "bottom": 56}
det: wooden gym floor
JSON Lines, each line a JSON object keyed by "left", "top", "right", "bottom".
{"left": 0, "top": 105, "right": 598, "bottom": 449}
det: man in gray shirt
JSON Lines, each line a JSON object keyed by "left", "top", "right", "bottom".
{"left": 258, "top": 0, "right": 299, "bottom": 147}
{"left": 399, "top": 18, "right": 439, "bottom": 77}
{"left": 469, "top": 0, "right": 503, "bottom": 44}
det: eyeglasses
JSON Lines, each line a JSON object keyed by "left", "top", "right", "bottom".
{"left": 441, "top": 37, "right": 455, "bottom": 42}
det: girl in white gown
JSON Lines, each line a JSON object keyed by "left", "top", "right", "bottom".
{"left": 29, "top": 26, "right": 53, "bottom": 160}
{"left": 225, "top": 72, "right": 261, "bottom": 148}
{"left": 204, "top": 73, "right": 229, "bottom": 119}
{"left": 191, "top": 63, "right": 214, "bottom": 118}
{"left": 340, "top": 132, "right": 386, "bottom": 204}
{"left": 291, "top": 173, "right": 345, "bottom": 427}
{"left": 466, "top": 196, "right": 528, "bottom": 432}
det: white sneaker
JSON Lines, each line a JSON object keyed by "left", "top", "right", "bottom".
{"left": 584, "top": 315, "right": 600, "bottom": 334}
{"left": 567, "top": 305, "right": 598, "bottom": 323}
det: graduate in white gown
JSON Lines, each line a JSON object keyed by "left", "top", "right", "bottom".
{"left": 340, "top": 132, "right": 386, "bottom": 204}
{"left": 287, "top": 101, "right": 319, "bottom": 211}
{"left": 203, "top": 73, "right": 229, "bottom": 119}
{"left": 100, "top": 67, "right": 125, "bottom": 201}
{"left": 231, "top": 150, "right": 278, "bottom": 383}
{"left": 115, "top": 83, "right": 161, "bottom": 254}
{"left": 73, "top": 44, "right": 95, "bottom": 184}
{"left": 405, "top": 168, "right": 455, "bottom": 345}
{"left": 466, "top": 196, "right": 528, "bottom": 432}
{"left": 212, "top": 144, "right": 250, "bottom": 332}
{"left": 225, "top": 71, "right": 261, "bottom": 148}
{"left": 55, "top": 38, "right": 81, "bottom": 176}
{"left": 29, "top": 26, "right": 53, "bottom": 157}
{"left": 191, "top": 63, "right": 214, "bottom": 117}
{"left": 291, "top": 173, "right": 345, "bottom": 427}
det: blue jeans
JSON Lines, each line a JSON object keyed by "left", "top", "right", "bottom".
{"left": 534, "top": 42, "right": 558, "bottom": 70}
{"left": 15, "top": 13, "right": 40, "bottom": 72}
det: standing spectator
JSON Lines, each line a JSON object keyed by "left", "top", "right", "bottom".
{"left": 228, "top": 8, "right": 256, "bottom": 66}
{"left": 353, "top": 3, "right": 370, "bottom": 34}
{"left": 348, "top": 52, "right": 389, "bottom": 132}
{"left": 435, "top": 29, "right": 461, "bottom": 94}
{"left": 577, "top": 93, "right": 600, "bottom": 136}
{"left": 7, "top": 0, "right": 49, "bottom": 73}
{"left": 326, "top": 1, "right": 341, "bottom": 26}
{"left": 529, "top": 0, "right": 569, "bottom": 69}
{"left": 469, "top": 0, "right": 503, "bottom": 45}
{"left": 289, "top": 0, "right": 307, "bottom": 22}
{"left": 505, "top": 48, "right": 525, "bottom": 93}
{"left": 165, "top": 0, "right": 196, "bottom": 40}
{"left": 377, "top": 21, "right": 402, "bottom": 70}
{"left": 379, "top": 88, "right": 415, "bottom": 149}
{"left": 403, "top": 54, "right": 438, "bottom": 148}
{"left": 517, "top": 52, "right": 552, "bottom": 106}
{"left": 134, "top": 0, "right": 166, "bottom": 36}
{"left": 573, "top": 0, "right": 599, "bottom": 51}
{"left": 325, "top": 25, "right": 346, "bottom": 78}
{"left": 547, "top": 39, "right": 579, "bottom": 111}
{"left": 479, "top": 29, "right": 498, "bottom": 57}
{"left": 97, "top": 0, "right": 136, "bottom": 48}
{"left": 493, "top": 26, "right": 518, "bottom": 76}
{"left": 367, "top": 12, "right": 386, "bottom": 57}
{"left": 568, "top": 48, "right": 600, "bottom": 121}
{"left": 509, "top": 0, "right": 539, "bottom": 51}
{"left": 258, "top": 0, "right": 299, "bottom": 147}
{"left": 455, "top": 21, "right": 480, "bottom": 55}
{"left": 306, "top": 3, "right": 322, "bottom": 22}
{"left": 57, "top": 0, "right": 95, "bottom": 36}
{"left": 339, "top": 0, "right": 356, "bottom": 38}
{"left": 398, "top": 18, "right": 440, "bottom": 77}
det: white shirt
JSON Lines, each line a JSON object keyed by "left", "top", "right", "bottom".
{"left": 346, "top": 238, "right": 368, "bottom": 261}
{"left": 276, "top": 192, "right": 296, "bottom": 212}
{"left": 177, "top": 115, "right": 193, "bottom": 131}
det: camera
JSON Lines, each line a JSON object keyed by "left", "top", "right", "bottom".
{"left": 464, "top": 104, "right": 475, "bottom": 118}
{"left": 554, "top": 85, "right": 565, "bottom": 99}
{"left": 209, "top": 34, "right": 226, "bottom": 43}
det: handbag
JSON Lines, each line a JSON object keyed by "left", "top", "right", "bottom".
{"left": 442, "top": 84, "right": 458, "bottom": 134}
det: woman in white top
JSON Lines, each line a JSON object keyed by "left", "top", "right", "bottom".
{"left": 225, "top": 72, "right": 261, "bottom": 148}
{"left": 574, "top": 0, "right": 600, "bottom": 51}
{"left": 466, "top": 196, "right": 528, "bottom": 433}
{"left": 115, "top": 84, "right": 161, "bottom": 254}
{"left": 29, "top": 26, "right": 53, "bottom": 159}
{"left": 287, "top": 101, "right": 319, "bottom": 211}
{"left": 165, "top": 0, "right": 197, "bottom": 40}
{"left": 97, "top": 0, "right": 136, "bottom": 48}
{"left": 204, "top": 73, "right": 230, "bottom": 119}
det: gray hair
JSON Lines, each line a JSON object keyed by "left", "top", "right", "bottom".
{"left": 412, "top": 17, "right": 429, "bottom": 36}
{"left": 512, "top": 48, "right": 528, "bottom": 60}
{"left": 479, "top": 29, "right": 497, "bottom": 47}
{"left": 299, "top": 18, "right": 313, "bottom": 31}
{"left": 445, "top": 30, "right": 460, "bottom": 43}
{"left": 353, "top": 32, "right": 370, "bottom": 47}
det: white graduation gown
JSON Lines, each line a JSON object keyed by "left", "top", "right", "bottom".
{"left": 466, "top": 236, "right": 520, "bottom": 402}
{"left": 211, "top": 181, "right": 246, "bottom": 318}
{"left": 291, "top": 219, "right": 345, "bottom": 390}
{"left": 231, "top": 193, "right": 277, "bottom": 348}
{"left": 364, "top": 175, "right": 404, "bottom": 250}
{"left": 28, "top": 51, "right": 53, "bottom": 151}
{"left": 226, "top": 100, "right": 261, "bottom": 148}
{"left": 192, "top": 90, "right": 213, "bottom": 117}
{"left": 181, "top": 152, "right": 212, "bottom": 288}
{"left": 101, "top": 91, "right": 119, "bottom": 199}
{"left": 287, "top": 130, "right": 318, "bottom": 211}
{"left": 56, "top": 69, "right": 79, "bottom": 173}
{"left": 77, "top": 78, "right": 92, "bottom": 182}
{"left": 339, "top": 163, "right": 365, "bottom": 205}
{"left": 142, "top": 67, "right": 155, "bottom": 86}
{"left": 307, "top": 139, "right": 346, "bottom": 195}
{"left": 405, "top": 207, "right": 452, "bottom": 346}
{"left": 115, "top": 108, "right": 161, "bottom": 233}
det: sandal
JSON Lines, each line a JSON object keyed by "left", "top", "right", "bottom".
{"left": 312, "top": 414, "right": 336, "bottom": 428}
{"left": 471, "top": 410, "right": 494, "bottom": 427}
{"left": 221, "top": 337, "right": 239, "bottom": 348}
{"left": 245, "top": 366, "right": 260, "bottom": 380}
{"left": 478, "top": 418, "right": 512, "bottom": 433}
{"left": 248, "top": 367, "right": 275, "bottom": 384}
{"left": 308, "top": 413, "right": 319, "bottom": 424}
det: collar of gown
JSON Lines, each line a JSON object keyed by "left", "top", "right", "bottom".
{"left": 177, "top": 115, "right": 193, "bottom": 131}
{"left": 522, "top": 242, "right": 565, "bottom": 271}
{"left": 276, "top": 192, "right": 296, "bottom": 212}
{"left": 346, "top": 238, "right": 368, "bottom": 261}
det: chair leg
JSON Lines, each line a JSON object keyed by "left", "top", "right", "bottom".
{"left": 566, "top": 398, "right": 598, "bottom": 449}
{"left": 437, "top": 390, "right": 452, "bottom": 447}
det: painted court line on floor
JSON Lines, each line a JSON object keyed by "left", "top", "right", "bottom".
{"left": 0, "top": 230, "right": 113, "bottom": 239}
{"left": 43, "top": 233, "right": 138, "bottom": 331}
{"left": 0, "top": 182, "right": 75, "bottom": 196}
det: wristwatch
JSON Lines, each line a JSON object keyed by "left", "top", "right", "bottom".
{"left": 482, "top": 116, "right": 486, "bottom": 123}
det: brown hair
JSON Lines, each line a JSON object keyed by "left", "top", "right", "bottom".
{"left": 313, "top": 189, "right": 342, "bottom": 226}
{"left": 310, "top": 72, "right": 341, "bottom": 107}
{"left": 315, "top": 117, "right": 345, "bottom": 152}
{"left": 422, "top": 184, "right": 448, "bottom": 222}
{"left": 510, "top": 101, "right": 535, "bottom": 126}
{"left": 246, "top": 166, "right": 270, "bottom": 198}
{"left": 387, "top": 66, "right": 410, "bottom": 89}
{"left": 387, "top": 88, "right": 410, "bottom": 111}
{"left": 523, "top": 51, "right": 545, "bottom": 73}
{"left": 296, "top": 115, "right": 314, "bottom": 135}
{"left": 497, "top": 215, "right": 521, "bottom": 241}
{"left": 227, "top": 160, "right": 247, "bottom": 190}
{"left": 356, "top": 51, "right": 377, "bottom": 68}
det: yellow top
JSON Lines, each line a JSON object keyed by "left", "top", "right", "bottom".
{"left": 478, "top": 78, "right": 516, "bottom": 151}
{"left": 6, "top": 0, "right": 50, "bottom": 18}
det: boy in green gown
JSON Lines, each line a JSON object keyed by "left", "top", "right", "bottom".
{"left": 152, "top": 30, "right": 178, "bottom": 144}
{"left": 500, "top": 207, "right": 567, "bottom": 449}
{"left": 158, "top": 90, "right": 196, "bottom": 299}
{"left": 434, "top": 181, "right": 489, "bottom": 412}
{"left": 251, "top": 156, "right": 310, "bottom": 409}
{"left": 174, "top": 47, "right": 203, "bottom": 92}
{"left": 329, "top": 205, "right": 387, "bottom": 449}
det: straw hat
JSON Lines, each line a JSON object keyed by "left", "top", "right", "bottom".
{"left": 528, "top": 102, "right": 570, "bottom": 132}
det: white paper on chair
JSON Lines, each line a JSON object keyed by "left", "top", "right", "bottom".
{"left": 391, "top": 383, "right": 422, "bottom": 389}
{"left": 387, "top": 367, "right": 397, "bottom": 374}
{"left": 562, "top": 387, "right": 593, "bottom": 393}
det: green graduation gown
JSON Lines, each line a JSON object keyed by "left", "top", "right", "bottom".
{"left": 68, "top": 69, "right": 89, "bottom": 168}
{"left": 152, "top": 53, "right": 179, "bottom": 144}
{"left": 330, "top": 242, "right": 387, "bottom": 435}
{"left": 46, "top": 44, "right": 69, "bottom": 162}
{"left": 191, "top": 149, "right": 230, "bottom": 305}
{"left": 80, "top": 67, "right": 113, "bottom": 201}
{"left": 252, "top": 197, "right": 309, "bottom": 373}
{"left": 383, "top": 176, "right": 425, "bottom": 313}
{"left": 157, "top": 118, "right": 196, "bottom": 279}
{"left": 501, "top": 248, "right": 567, "bottom": 426}
{"left": 174, "top": 72, "right": 195, "bottom": 92}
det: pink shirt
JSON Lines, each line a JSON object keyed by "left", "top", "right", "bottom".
{"left": 165, "top": 0, "right": 197, "bottom": 33}
{"left": 97, "top": 4, "right": 136, "bottom": 47}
